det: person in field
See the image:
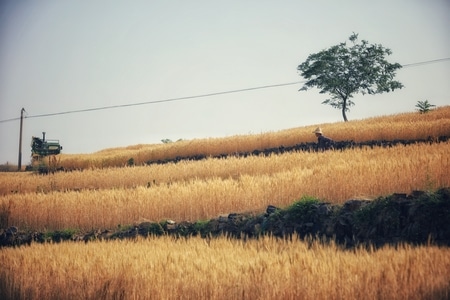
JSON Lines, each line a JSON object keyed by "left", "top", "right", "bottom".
{"left": 313, "top": 127, "right": 334, "bottom": 151}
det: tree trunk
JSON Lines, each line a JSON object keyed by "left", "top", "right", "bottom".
{"left": 341, "top": 98, "right": 348, "bottom": 122}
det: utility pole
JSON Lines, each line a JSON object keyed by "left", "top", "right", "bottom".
{"left": 18, "top": 108, "right": 25, "bottom": 171}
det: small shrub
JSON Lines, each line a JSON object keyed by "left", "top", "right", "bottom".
{"left": 140, "top": 222, "right": 164, "bottom": 236}
{"left": 285, "top": 196, "right": 320, "bottom": 221}
{"left": 45, "top": 229, "right": 78, "bottom": 242}
{"left": 415, "top": 100, "right": 435, "bottom": 114}
{"left": 193, "top": 220, "right": 210, "bottom": 236}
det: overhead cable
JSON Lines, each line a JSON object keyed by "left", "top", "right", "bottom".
{"left": 0, "top": 57, "right": 449, "bottom": 124}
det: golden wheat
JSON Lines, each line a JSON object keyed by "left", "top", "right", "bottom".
{"left": 53, "top": 106, "right": 450, "bottom": 169}
{"left": 1, "top": 108, "right": 449, "bottom": 300}
{"left": 2, "top": 142, "right": 448, "bottom": 231}
{"left": 0, "top": 235, "right": 449, "bottom": 300}
{"left": 2, "top": 140, "right": 449, "bottom": 196}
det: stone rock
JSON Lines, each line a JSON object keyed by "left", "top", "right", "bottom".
{"left": 266, "top": 205, "right": 278, "bottom": 215}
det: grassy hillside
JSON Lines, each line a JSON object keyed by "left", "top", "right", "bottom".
{"left": 57, "top": 106, "right": 450, "bottom": 169}
{"left": 1, "top": 107, "right": 449, "bottom": 300}
{"left": 0, "top": 107, "right": 449, "bottom": 230}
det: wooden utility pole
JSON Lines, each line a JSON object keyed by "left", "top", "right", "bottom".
{"left": 18, "top": 108, "right": 25, "bottom": 171}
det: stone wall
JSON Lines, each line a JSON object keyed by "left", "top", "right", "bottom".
{"left": 1, "top": 188, "right": 449, "bottom": 249}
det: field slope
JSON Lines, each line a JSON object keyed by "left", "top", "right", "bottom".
{"left": 1, "top": 107, "right": 449, "bottom": 300}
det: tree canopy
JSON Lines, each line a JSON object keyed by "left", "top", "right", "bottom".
{"left": 297, "top": 33, "right": 403, "bottom": 121}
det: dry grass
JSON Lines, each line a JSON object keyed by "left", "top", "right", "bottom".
{"left": 4, "top": 140, "right": 449, "bottom": 195}
{"left": 1, "top": 142, "right": 448, "bottom": 231}
{"left": 1, "top": 235, "right": 449, "bottom": 300}
{"left": 1, "top": 108, "right": 450, "bottom": 299}
{"left": 56, "top": 106, "right": 450, "bottom": 169}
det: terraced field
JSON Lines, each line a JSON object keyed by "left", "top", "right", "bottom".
{"left": 1, "top": 106, "right": 449, "bottom": 299}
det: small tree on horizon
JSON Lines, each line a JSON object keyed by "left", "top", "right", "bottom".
{"left": 415, "top": 100, "right": 435, "bottom": 114}
{"left": 297, "top": 33, "right": 404, "bottom": 121}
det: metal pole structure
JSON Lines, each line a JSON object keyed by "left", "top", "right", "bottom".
{"left": 18, "top": 108, "right": 25, "bottom": 171}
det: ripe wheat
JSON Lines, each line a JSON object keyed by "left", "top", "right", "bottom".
{"left": 56, "top": 106, "right": 450, "bottom": 169}
{"left": 0, "top": 235, "right": 449, "bottom": 300}
{"left": 1, "top": 142, "right": 448, "bottom": 231}
{"left": 1, "top": 108, "right": 449, "bottom": 300}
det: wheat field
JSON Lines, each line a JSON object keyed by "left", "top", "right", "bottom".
{"left": 1, "top": 236, "right": 449, "bottom": 300}
{"left": 56, "top": 106, "right": 450, "bottom": 169}
{"left": 1, "top": 141, "right": 449, "bottom": 230}
{"left": 2, "top": 141, "right": 449, "bottom": 197}
{"left": 1, "top": 107, "right": 450, "bottom": 299}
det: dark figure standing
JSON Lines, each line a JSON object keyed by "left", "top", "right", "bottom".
{"left": 313, "top": 127, "right": 334, "bottom": 151}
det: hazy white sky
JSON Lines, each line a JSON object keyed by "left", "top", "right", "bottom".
{"left": 1, "top": 0, "right": 449, "bottom": 164}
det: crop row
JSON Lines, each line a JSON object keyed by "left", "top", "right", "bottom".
{"left": 1, "top": 142, "right": 448, "bottom": 231}
{"left": 145, "top": 135, "right": 449, "bottom": 166}
{"left": 56, "top": 106, "right": 450, "bottom": 170}
{"left": 1, "top": 235, "right": 449, "bottom": 300}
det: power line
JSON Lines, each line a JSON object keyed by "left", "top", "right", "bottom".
{"left": 0, "top": 81, "right": 304, "bottom": 123}
{"left": 31, "top": 81, "right": 305, "bottom": 119}
{"left": 0, "top": 57, "right": 449, "bottom": 124}
{"left": 401, "top": 57, "right": 450, "bottom": 68}
{"left": 0, "top": 117, "right": 21, "bottom": 123}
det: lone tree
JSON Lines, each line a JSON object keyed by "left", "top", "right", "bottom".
{"left": 415, "top": 100, "right": 435, "bottom": 114}
{"left": 297, "top": 33, "right": 403, "bottom": 121}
